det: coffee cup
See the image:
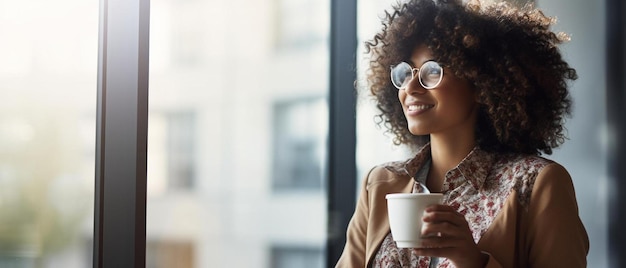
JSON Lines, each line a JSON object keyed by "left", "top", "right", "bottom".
{"left": 385, "top": 193, "right": 444, "bottom": 248}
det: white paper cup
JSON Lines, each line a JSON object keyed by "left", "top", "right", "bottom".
{"left": 386, "top": 193, "right": 444, "bottom": 248}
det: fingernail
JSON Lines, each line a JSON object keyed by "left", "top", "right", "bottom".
{"left": 420, "top": 223, "right": 429, "bottom": 235}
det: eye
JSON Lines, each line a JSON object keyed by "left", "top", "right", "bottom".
{"left": 421, "top": 63, "right": 440, "bottom": 75}
{"left": 418, "top": 61, "right": 444, "bottom": 89}
{"left": 425, "top": 67, "right": 441, "bottom": 76}
{"left": 390, "top": 62, "right": 415, "bottom": 89}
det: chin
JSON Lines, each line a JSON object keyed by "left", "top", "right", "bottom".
{"left": 407, "top": 126, "right": 428, "bottom": 136}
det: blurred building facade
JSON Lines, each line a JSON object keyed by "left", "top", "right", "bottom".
{"left": 146, "top": 0, "right": 329, "bottom": 267}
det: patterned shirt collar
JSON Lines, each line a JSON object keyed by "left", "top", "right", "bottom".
{"left": 383, "top": 143, "right": 495, "bottom": 191}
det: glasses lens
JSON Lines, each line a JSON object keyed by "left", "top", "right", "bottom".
{"left": 418, "top": 61, "right": 443, "bottom": 89}
{"left": 390, "top": 62, "right": 413, "bottom": 89}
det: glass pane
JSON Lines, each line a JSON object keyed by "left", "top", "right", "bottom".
{"left": 357, "top": 0, "right": 607, "bottom": 266}
{"left": 0, "top": 1, "right": 97, "bottom": 267}
{"left": 147, "top": 0, "right": 329, "bottom": 267}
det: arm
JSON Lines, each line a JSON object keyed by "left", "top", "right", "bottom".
{"left": 526, "top": 163, "right": 589, "bottom": 267}
{"left": 335, "top": 168, "right": 373, "bottom": 268}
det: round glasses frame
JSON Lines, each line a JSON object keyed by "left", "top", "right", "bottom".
{"left": 390, "top": 61, "right": 444, "bottom": 90}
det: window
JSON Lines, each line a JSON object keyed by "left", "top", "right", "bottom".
{"left": 272, "top": 98, "right": 327, "bottom": 191}
{"left": 270, "top": 245, "right": 323, "bottom": 268}
{"left": 148, "top": 111, "right": 196, "bottom": 195}
{"left": 275, "top": 0, "right": 329, "bottom": 50}
{"left": 166, "top": 111, "right": 196, "bottom": 190}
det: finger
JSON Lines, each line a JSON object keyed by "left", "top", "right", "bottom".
{"left": 422, "top": 210, "right": 467, "bottom": 227}
{"left": 424, "top": 204, "right": 457, "bottom": 212}
{"left": 421, "top": 222, "right": 466, "bottom": 238}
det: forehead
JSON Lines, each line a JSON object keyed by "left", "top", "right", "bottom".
{"left": 409, "top": 44, "right": 435, "bottom": 66}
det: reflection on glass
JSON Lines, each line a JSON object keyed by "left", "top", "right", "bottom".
{"left": 0, "top": 1, "right": 97, "bottom": 267}
{"left": 147, "top": 0, "right": 329, "bottom": 267}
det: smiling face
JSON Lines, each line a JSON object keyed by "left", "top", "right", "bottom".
{"left": 398, "top": 45, "right": 479, "bottom": 140}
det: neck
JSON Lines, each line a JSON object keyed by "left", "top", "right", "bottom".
{"left": 426, "top": 132, "right": 476, "bottom": 191}
{"left": 430, "top": 134, "right": 475, "bottom": 168}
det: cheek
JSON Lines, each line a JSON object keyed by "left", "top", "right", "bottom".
{"left": 434, "top": 89, "right": 477, "bottom": 117}
{"left": 449, "top": 96, "right": 476, "bottom": 115}
{"left": 439, "top": 81, "right": 476, "bottom": 111}
{"left": 397, "top": 90, "right": 405, "bottom": 101}
{"left": 397, "top": 90, "right": 407, "bottom": 108}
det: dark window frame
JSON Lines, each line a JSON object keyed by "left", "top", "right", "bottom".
{"left": 94, "top": 0, "right": 150, "bottom": 267}
{"left": 606, "top": 0, "right": 626, "bottom": 266}
{"left": 326, "top": 0, "right": 357, "bottom": 266}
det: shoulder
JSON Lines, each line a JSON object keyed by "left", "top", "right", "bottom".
{"left": 366, "top": 161, "right": 410, "bottom": 185}
{"left": 489, "top": 154, "right": 561, "bottom": 209}
{"left": 532, "top": 161, "right": 575, "bottom": 195}
{"left": 363, "top": 160, "right": 414, "bottom": 191}
{"left": 493, "top": 154, "right": 554, "bottom": 175}
{"left": 491, "top": 154, "right": 555, "bottom": 184}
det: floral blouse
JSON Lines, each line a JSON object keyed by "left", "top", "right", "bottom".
{"left": 366, "top": 144, "right": 587, "bottom": 268}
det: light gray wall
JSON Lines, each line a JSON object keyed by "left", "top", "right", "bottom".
{"left": 537, "top": 0, "right": 608, "bottom": 266}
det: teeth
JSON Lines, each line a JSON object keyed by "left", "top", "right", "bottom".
{"left": 408, "top": 104, "right": 432, "bottom": 111}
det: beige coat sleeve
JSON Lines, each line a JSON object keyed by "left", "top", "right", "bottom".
{"left": 526, "top": 163, "right": 589, "bottom": 267}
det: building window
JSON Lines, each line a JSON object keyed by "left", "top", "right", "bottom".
{"left": 274, "top": 0, "right": 328, "bottom": 50}
{"left": 270, "top": 245, "right": 323, "bottom": 268}
{"left": 166, "top": 111, "right": 196, "bottom": 189}
{"left": 272, "top": 97, "right": 327, "bottom": 191}
{"left": 148, "top": 110, "right": 196, "bottom": 194}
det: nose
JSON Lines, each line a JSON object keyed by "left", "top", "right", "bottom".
{"left": 404, "top": 76, "right": 427, "bottom": 95}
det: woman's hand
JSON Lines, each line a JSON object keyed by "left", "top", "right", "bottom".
{"left": 413, "top": 204, "right": 488, "bottom": 268}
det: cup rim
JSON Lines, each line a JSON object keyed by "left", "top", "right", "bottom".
{"left": 385, "top": 193, "right": 443, "bottom": 199}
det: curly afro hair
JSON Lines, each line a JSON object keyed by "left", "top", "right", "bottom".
{"left": 364, "top": 0, "right": 577, "bottom": 155}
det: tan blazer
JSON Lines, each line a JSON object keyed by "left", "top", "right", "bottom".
{"left": 335, "top": 162, "right": 589, "bottom": 268}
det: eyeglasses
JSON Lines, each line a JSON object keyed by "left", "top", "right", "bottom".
{"left": 390, "top": 61, "right": 444, "bottom": 90}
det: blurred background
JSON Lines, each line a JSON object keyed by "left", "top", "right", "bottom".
{"left": 0, "top": 0, "right": 612, "bottom": 267}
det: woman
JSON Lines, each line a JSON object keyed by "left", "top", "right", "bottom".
{"left": 336, "top": 0, "right": 589, "bottom": 267}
